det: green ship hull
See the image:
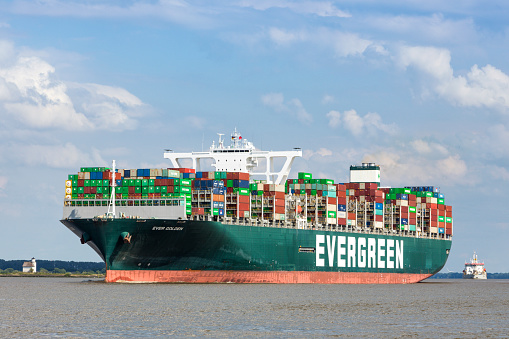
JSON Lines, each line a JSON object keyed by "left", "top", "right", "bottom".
{"left": 61, "top": 218, "right": 451, "bottom": 283}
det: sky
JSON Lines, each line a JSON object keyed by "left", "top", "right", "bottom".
{"left": 1, "top": 0, "right": 508, "bottom": 273}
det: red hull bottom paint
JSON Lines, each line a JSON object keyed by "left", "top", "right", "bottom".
{"left": 106, "top": 270, "right": 432, "bottom": 284}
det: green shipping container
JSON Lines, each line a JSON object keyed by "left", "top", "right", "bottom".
{"left": 135, "top": 179, "right": 142, "bottom": 187}
{"left": 446, "top": 217, "right": 452, "bottom": 223}
{"left": 409, "top": 206, "right": 416, "bottom": 213}
{"left": 438, "top": 216, "right": 445, "bottom": 222}
{"left": 181, "top": 179, "right": 192, "bottom": 186}
{"left": 298, "top": 172, "right": 312, "bottom": 180}
{"left": 327, "top": 211, "right": 336, "bottom": 218}
{"left": 149, "top": 179, "right": 155, "bottom": 186}
{"left": 84, "top": 180, "right": 90, "bottom": 186}
{"left": 142, "top": 179, "right": 149, "bottom": 186}
{"left": 438, "top": 198, "right": 444, "bottom": 205}
{"left": 102, "top": 180, "right": 109, "bottom": 186}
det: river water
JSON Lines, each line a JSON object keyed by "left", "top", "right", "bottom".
{"left": 1, "top": 277, "right": 508, "bottom": 338}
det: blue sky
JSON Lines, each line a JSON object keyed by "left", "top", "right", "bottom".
{"left": 1, "top": 0, "right": 508, "bottom": 272}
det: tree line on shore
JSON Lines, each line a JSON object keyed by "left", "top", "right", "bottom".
{"left": 0, "top": 259, "right": 105, "bottom": 275}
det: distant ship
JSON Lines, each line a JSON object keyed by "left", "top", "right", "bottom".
{"left": 463, "top": 252, "right": 487, "bottom": 279}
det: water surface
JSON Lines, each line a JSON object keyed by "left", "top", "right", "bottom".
{"left": 1, "top": 277, "right": 507, "bottom": 337}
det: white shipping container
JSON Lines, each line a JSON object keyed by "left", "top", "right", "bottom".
{"left": 359, "top": 183, "right": 365, "bottom": 189}
{"left": 430, "top": 227, "right": 438, "bottom": 233}
{"left": 395, "top": 200, "right": 408, "bottom": 207}
{"left": 327, "top": 217, "right": 336, "bottom": 224}
{"left": 337, "top": 211, "right": 347, "bottom": 218}
{"left": 65, "top": 187, "right": 72, "bottom": 194}
{"left": 84, "top": 172, "right": 90, "bottom": 180}
{"left": 65, "top": 180, "right": 72, "bottom": 188}
{"left": 374, "top": 221, "right": 383, "bottom": 228}
{"left": 327, "top": 204, "right": 336, "bottom": 211}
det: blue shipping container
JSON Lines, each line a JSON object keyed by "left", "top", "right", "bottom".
{"left": 375, "top": 203, "right": 383, "bottom": 210}
{"left": 338, "top": 204, "right": 346, "bottom": 212}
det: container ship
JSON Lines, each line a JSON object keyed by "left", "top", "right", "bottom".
{"left": 61, "top": 130, "right": 453, "bottom": 284}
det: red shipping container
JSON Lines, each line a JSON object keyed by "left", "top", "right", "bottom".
{"left": 275, "top": 206, "right": 285, "bottom": 214}
{"left": 367, "top": 183, "right": 378, "bottom": 190}
{"left": 431, "top": 209, "right": 438, "bottom": 216}
{"left": 439, "top": 209, "right": 445, "bottom": 216}
{"left": 275, "top": 199, "right": 285, "bottom": 207}
{"left": 375, "top": 215, "right": 383, "bottom": 222}
{"left": 84, "top": 187, "right": 91, "bottom": 194}
{"left": 116, "top": 194, "right": 122, "bottom": 199}
{"left": 78, "top": 179, "right": 84, "bottom": 187}
{"left": 438, "top": 204, "right": 446, "bottom": 211}
{"left": 445, "top": 205, "right": 452, "bottom": 212}
{"left": 338, "top": 218, "right": 347, "bottom": 225}
{"left": 400, "top": 212, "right": 408, "bottom": 219}
{"left": 337, "top": 191, "right": 347, "bottom": 198}
{"left": 167, "top": 186, "right": 174, "bottom": 193}
{"left": 337, "top": 197, "right": 347, "bottom": 205}
{"left": 328, "top": 197, "right": 337, "bottom": 204}
{"left": 401, "top": 206, "right": 409, "bottom": 213}
{"left": 96, "top": 193, "right": 103, "bottom": 199}
{"left": 336, "top": 184, "right": 346, "bottom": 192}
{"left": 375, "top": 197, "right": 384, "bottom": 203}
{"left": 430, "top": 203, "right": 438, "bottom": 209}
{"left": 77, "top": 194, "right": 84, "bottom": 199}
{"left": 446, "top": 228, "right": 452, "bottom": 235}
{"left": 192, "top": 208, "right": 204, "bottom": 215}
{"left": 238, "top": 195, "right": 249, "bottom": 204}
{"left": 155, "top": 179, "right": 162, "bottom": 186}
{"left": 238, "top": 202, "right": 250, "bottom": 211}
{"left": 446, "top": 211, "right": 452, "bottom": 217}
{"left": 348, "top": 212, "right": 356, "bottom": 220}
{"left": 238, "top": 172, "right": 249, "bottom": 181}
{"left": 431, "top": 215, "right": 437, "bottom": 221}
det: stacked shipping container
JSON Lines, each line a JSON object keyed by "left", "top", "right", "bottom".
{"left": 65, "top": 168, "right": 452, "bottom": 236}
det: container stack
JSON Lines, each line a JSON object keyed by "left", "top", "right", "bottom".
{"left": 65, "top": 167, "right": 452, "bottom": 236}
{"left": 250, "top": 183, "right": 285, "bottom": 221}
{"left": 192, "top": 177, "right": 225, "bottom": 216}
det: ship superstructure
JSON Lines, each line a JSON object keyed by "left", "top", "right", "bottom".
{"left": 61, "top": 130, "right": 453, "bottom": 284}
{"left": 463, "top": 252, "right": 487, "bottom": 279}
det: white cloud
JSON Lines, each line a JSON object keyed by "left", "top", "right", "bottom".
{"left": 262, "top": 93, "right": 313, "bottom": 124}
{"left": 316, "top": 148, "right": 332, "bottom": 157}
{"left": 239, "top": 1, "right": 351, "bottom": 18}
{"left": 411, "top": 139, "right": 448, "bottom": 155}
{"left": 7, "top": 143, "right": 106, "bottom": 169}
{"left": 268, "top": 27, "right": 384, "bottom": 58}
{"left": 0, "top": 41, "right": 146, "bottom": 131}
{"left": 399, "top": 45, "right": 509, "bottom": 111}
{"left": 326, "top": 110, "right": 341, "bottom": 128}
{"left": 367, "top": 13, "right": 476, "bottom": 44}
{"left": 328, "top": 109, "right": 396, "bottom": 136}
{"left": 322, "top": 94, "right": 334, "bottom": 104}
{"left": 363, "top": 149, "right": 468, "bottom": 186}
{"left": 8, "top": 0, "right": 214, "bottom": 28}
{"left": 436, "top": 155, "right": 467, "bottom": 178}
